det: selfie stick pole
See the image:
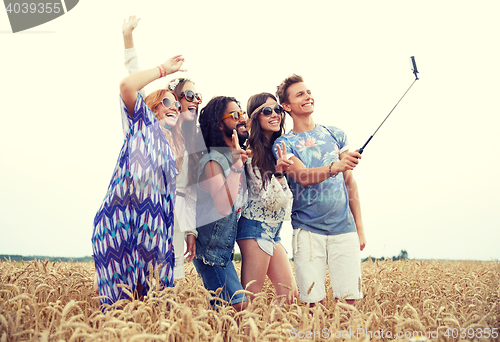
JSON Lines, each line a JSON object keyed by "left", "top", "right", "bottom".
{"left": 358, "top": 56, "right": 419, "bottom": 155}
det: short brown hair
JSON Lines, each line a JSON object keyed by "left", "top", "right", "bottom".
{"left": 276, "top": 74, "right": 303, "bottom": 105}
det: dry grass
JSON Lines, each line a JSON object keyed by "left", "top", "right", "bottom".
{"left": 0, "top": 258, "right": 498, "bottom": 341}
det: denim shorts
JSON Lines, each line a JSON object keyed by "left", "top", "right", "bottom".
{"left": 236, "top": 217, "right": 282, "bottom": 256}
{"left": 192, "top": 258, "right": 246, "bottom": 306}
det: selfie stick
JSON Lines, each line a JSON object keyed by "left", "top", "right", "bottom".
{"left": 358, "top": 56, "right": 419, "bottom": 154}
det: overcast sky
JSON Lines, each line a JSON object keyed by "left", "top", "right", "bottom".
{"left": 1, "top": 0, "right": 499, "bottom": 261}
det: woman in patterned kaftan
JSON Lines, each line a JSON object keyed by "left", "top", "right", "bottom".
{"left": 92, "top": 55, "right": 185, "bottom": 310}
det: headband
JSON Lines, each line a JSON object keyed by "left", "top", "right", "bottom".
{"left": 250, "top": 102, "right": 280, "bottom": 118}
{"left": 167, "top": 78, "right": 189, "bottom": 91}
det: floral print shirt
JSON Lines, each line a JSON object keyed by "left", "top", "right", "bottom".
{"left": 272, "top": 125, "right": 356, "bottom": 235}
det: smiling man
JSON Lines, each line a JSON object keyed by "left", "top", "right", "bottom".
{"left": 194, "top": 96, "right": 249, "bottom": 311}
{"left": 273, "top": 74, "right": 366, "bottom": 306}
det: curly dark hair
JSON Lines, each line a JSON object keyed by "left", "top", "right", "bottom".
{"left": 198, "top": 96, "right": 240, "bottom": 151}
{"left": 246, "top": 92, "right": 285, "bottom": 184}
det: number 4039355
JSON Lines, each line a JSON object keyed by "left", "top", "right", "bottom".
{"left": 443, "top": 328, "right": 498, "bottom": 339}
{"left": 5, "top": 3, "right": 62, "bottom": 14}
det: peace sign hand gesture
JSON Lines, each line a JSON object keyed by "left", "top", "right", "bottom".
{"left": 231, "top": 129, "right": 249, "bottom": 166}
{"left": 275, "top": 141, "right": 293, "bottom": 174}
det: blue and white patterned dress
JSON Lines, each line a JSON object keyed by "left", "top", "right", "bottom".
{"left": 92, "top": 93, "right": 177, "bottom": 309}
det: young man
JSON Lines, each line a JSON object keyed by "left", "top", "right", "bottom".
{"left": 273, "top": 74, "right": 366, "bottom": 306}
{"left": 193, "top": 96, "right": 249, "bottom": 311}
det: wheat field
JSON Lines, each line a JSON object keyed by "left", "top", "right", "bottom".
{"left": 0, "top": 259, "right": 498, "bottom": 341}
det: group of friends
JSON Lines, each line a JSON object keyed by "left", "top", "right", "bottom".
{"left": 91, "top": 16, "right": 367, "bottom": 313}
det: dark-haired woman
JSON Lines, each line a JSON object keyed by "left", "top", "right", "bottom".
{"left": 165, "top": 78, "right": 203, "bottom": 278}
{"left": 236, "top": 93, "right": 298, "bottom": 305}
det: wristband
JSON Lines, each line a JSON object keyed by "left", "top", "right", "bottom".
{"left": 329, "top": 162, "right": 337, "bottom": 178}
{"left": 230, "top": 165, "right": 244, "bottom": 173}
{"left": 274, "top": 172, "right": 286, "bottom": 179}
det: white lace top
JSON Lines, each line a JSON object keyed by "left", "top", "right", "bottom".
{"left": 241, "top": 158, "right": 292, "bottom": 223}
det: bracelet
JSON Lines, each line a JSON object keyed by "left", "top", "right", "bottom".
{"left": 230, "top": 165, "right": 244, "bottom": 173}
{"left": 328, "top": 161, "right": 337, "bottom": 178}
{"left": 157, "top": 65, "right": 166, "bottom": 78}
{"left": 274, "top": 172, "right": 286, "bottom": 179}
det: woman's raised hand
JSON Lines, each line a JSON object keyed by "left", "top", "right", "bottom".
{"left": 161, "top": 55, "right": 187, "bottom": 75}
{"left": 120, "top": 56, "right": 185, "bottom": 116}
{"left": 275, "top": 141, "right": 293, "bottom": 174}
{"left": 122, "top": 15, "right": 140, "bottom": 37}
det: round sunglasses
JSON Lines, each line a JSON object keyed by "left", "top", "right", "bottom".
{"left": 161, "top": 97, "right": 181, "bottom": 112}
{"left": 180, "top": 90, "right": 202, "bottom": 103}
{"left": 260, "top": 104, "right": 284, "bottom": 116}
{"left": 222, "top": 110, "right": 247, "bottom": 121}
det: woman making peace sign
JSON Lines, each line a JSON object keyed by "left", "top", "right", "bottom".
{"left": 236, "top": 92, "right": 298, "bottom": 305}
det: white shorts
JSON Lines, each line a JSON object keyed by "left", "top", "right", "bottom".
{"left": 292, "top": 229, "right": 363, "bottom": 303}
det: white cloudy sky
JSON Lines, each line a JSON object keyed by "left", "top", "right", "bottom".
{"left": 1, "top": 0, "right": 499, "bottom": 261}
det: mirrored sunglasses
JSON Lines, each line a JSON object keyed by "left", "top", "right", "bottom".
{"left": 180, "top": 90, "right": 202, "bottom": 103}
{"left": 161, "top": 98, "right": 181, "bottom": 111}
{"left": 222, "top": 111, "right": 247, "bottom": 121}
{"left": 261, "top": 104, "right": 284, "bottom": 116}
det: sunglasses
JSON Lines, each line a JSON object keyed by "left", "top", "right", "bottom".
{"left": 222, "top": 111, "right": 247, "bottom": 121}
{"left": 180, "top": 90, "right": 202, "bottom": 103}
{"left": 161, "top": 97, "right": 181, "bottom": 111}
{"left": 260, "top": 104, "right": 284, "bottom": 116}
